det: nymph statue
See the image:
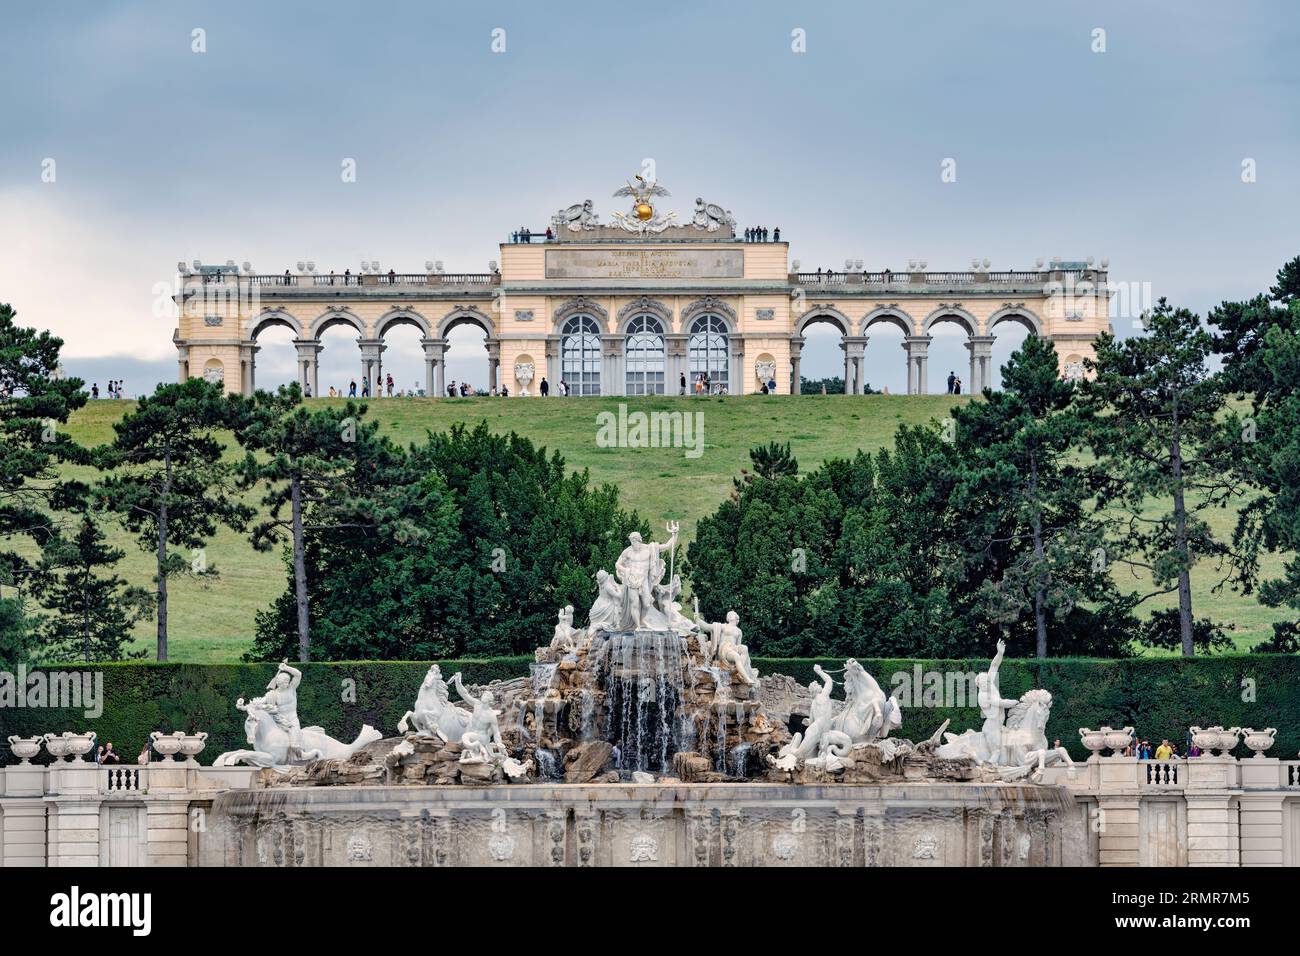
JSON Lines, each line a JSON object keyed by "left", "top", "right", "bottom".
{"left": 587, "top": 569, "right": 625, "bottom": 633}
{"left": 549, "top": 605, "right": 581, "bottom": 654}
{"left": 695, "top": 609, "right": 758, "bottom": 685}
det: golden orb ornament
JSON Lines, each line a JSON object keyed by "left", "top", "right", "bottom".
{"left": 635, "top": 202, "right": 654, "bottom": 221}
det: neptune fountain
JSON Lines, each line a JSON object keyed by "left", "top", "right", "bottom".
{"left": 207, "top": 524, "right": 1088, "bottom": 866}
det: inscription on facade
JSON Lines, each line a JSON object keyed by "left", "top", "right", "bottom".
{"left": 546, "top": 248, "right": 743, "bottom": 279}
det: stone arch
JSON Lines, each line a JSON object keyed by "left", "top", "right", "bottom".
{"left": 376, "top": 307, "right": 431, "bottom": 339}
{"left": 615, "top": 297, "right": 673, "bottom": 333}
{"left": 921, "top": 305, "right": 979, "bottom": 337}
{"left": 437, "top": 306, "right": 495, "bottom": 340}
{"left": 249, "top": 309, "right": 304, "bottom": 340}
{"left": 309, "top": 308, "right": 366, "bottom": 339}
{"left": 794, "top": 305, "right": 851, "bottom": 338}
{"left": 987, "top": 305, "right": 1044, "bottom": 336}
{"left": 682, "top": 296, "right": 738, "bottom": 334}
{"left": 552, "top": 296, "right": 609, "bottom": 333}
{"left": 861, "top": 306, "right": 915, "bottom": 337}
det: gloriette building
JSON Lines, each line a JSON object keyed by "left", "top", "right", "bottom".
{"left": 173, "top": 175, "right": 1112, "bottom": 397}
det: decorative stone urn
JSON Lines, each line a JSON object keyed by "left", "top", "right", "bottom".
{"left": 61, "top": 731, "right": 98, "bottom": 762}
{"left": 178, "top": 732, "right": 208, "bottom": 767}
{"left": 1078, "top": 728, "right": 1107, "bottom": 755}
{"left": 1101, "top": 726, "right": 1135, "bottom": 756}
{"left": 43, "top": 733, "right": 71, "bottom": 762}
{"left": 1189, "top": 726, "right": 1223, "bottom": 754}
{"left": 7, "top": 735, "right": 42, "bottom": 765}
{"left": 1241, "top": 727, "right": 1277, "bottom": 758}
{"left": 1215, "top": 727, "right": 1242, "bottom": 756}
{"left": 150, "top": 731, "right": 185, "bottom": 763}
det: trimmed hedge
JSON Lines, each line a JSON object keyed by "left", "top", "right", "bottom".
{"left": 3, "top": 655, "right": 1298, "bottom": 762}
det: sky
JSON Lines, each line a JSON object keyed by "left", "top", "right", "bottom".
{"left": 1, "top": 0, "right": 1297, "bottom": 395}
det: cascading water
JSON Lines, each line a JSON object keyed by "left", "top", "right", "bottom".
{"left": 599, "top": 631, "right": 688, "bottom": 773}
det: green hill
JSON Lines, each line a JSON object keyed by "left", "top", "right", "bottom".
{"left": 50, "top": 394, "right": 1292, "bottom": 661}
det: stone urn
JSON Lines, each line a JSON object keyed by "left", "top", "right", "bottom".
{"left": 178, "top": 732, "right": 208, "bottom": 767}
{"left": 150, "top": 731, "right": 184, "bottom": 763}
{"left": 1241, "top": 727, "right": 1277, "bottom": 758}
{"left": 1189, "top": 726, "right": 1223, "bottom": 754}
{"left": 7, "top": 735, "right": 42, "bottom": 765}
{"left": 62, "top": 731, "right": 98, "bottom": 762}
{"left": 1078, "top": 728, "right": 1107, "bottom": 755}
{"left": 1215, "top": 727, "right": 1242, "bottom": 756}
{"left": 42, "top": 733, "right": 71, "bottom": 762}
{"left": 1101, "top": 726, "right": 1135, "bottom": 756}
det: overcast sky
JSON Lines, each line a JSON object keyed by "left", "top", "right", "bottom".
{"left": 1, "top": 0, "right": 1296, "bottom": 394}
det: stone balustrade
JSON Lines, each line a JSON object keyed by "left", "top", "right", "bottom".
{"left": 1, "top": 749, "right": 1299, "bottom": 866}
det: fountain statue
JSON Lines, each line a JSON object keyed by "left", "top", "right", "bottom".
{"left": 213, "top": 661, "right": 381, "bottom": 768}
{"left": 397, "top": 664, "right": 472, "bottom": 740}
{"left": 934, "top": 640, "right": 1074, "bottom": 782}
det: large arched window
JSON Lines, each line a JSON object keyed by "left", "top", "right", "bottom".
{"left": 561, "top": 315, "right": 602, "bottom": 395}
{"left": 624, "top": 315, "right": 666, "bottom": 395}
{"left": 688, "top": 314, "right": 729, "bottom": 393}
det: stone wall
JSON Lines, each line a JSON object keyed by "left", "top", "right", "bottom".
{"left": 4, "top": 755, "right": 1300, "bottom": 867}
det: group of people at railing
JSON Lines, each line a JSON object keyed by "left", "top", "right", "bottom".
{"left": 94, "top": 740, "right": 152, "bottom": 766}
{"left": 743, "top": 226, "right": 779, "bottom": 242}
{"left": 1124, "top": 736, "right": 1204, "bottom": 760}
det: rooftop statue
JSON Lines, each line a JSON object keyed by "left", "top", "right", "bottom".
{"left": 553, "top": 199, "right": 599, "bottom": 232}
{"left": 691, "top": 197, "right": 736, "bottom": 233}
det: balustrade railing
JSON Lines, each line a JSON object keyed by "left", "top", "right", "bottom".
{"left": 791, "top": 269, "right": 1058, "bottom": 288}
{"left": 1284, "top": 762, "right": 1300, "bottom": 787}
{"left": 1142, "top": 760, "right": 1183, "bottom": 787}
{"left": 102, "top": 765, "right": 146, "bottom": 794}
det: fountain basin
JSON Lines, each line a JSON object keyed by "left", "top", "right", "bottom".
{"left": 201, "top": 781, "right": 1089, "bottom": 867}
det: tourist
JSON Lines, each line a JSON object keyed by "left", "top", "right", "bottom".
{"left": 304, "top": 382, "right": 312, "bottom": 397}
{"left": 95, "top": 745, "right": 105, "bottom": 766}
{"left": 545, "top": 227, "right": 554, "bottom": 240}
{"left": 348, "top": 380, "right": 356, "bottom": 397}
{"left": 947, "top": 371, "right": 956, "bottom": 394}
{"left": 1154, "top": 739, "right": 1174, "bottom": 760}
{"left": 679, "top": 371, "right": 686, "bottom": 395}
{"left": 387, "top": 268, "right": 396, "bottom": 283}
{"left": 953, "top": 377, "right": 962, "bottom": 395}
{"left": 344, "top": 268, "right": 352, "bottom": 284}
{"left": 137, "top": 743, "right": 150, "bottom": 765}
{"left": 760, "top": 382, "right": 769, "bottom": 394}
{"left": 773, "top": 227, "right": 780, "bottom": 242}
{"left": 511, "top": 231, "right": 518, "bottom": 243}
{"left": 91, "top": 382, "right": 99, "bottom": 399}
{"left": 328, "top": 386, "right": 337, "bottom": 397}
{"left": 695, "top": 375, "right": 704, "bottom": 395}
{"left": 283, "top": 269, "right": 291, "bottom": 286}
{"left": 1188, "top": 742, "right": 1202, "bottom": 757}
{"left": 500, "top": 384, "right": 508, "bottom": 397}
{"left": 102, "top": 742, "right": 119, "bottom": 764}
{"left": 362, "top": 378, "right": 370, "bottom": 397}
{"left": 762, "top": 226, "right": 769, "bottom": 241}
{"left": 386, "top": 373, "right": 394, "bottom": 397}
{"left": 540, "top": 376, "right": 550, "bottom": 397}
{"left": 768, "top": 374, "right": 777, "bottom": 393}
{"left": 328, "top": 269, "right": 336, "bottom": 285}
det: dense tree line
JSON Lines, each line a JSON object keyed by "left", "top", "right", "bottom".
{"left": 690, "top": 258, "right": 1300, "bottom": 658}
{"left": 0, "top": 256, "right": 1296, "bottom": 663}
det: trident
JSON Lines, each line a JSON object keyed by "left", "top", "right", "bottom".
{"left": 666, "top": 520, "right": 679, "bottom": 587}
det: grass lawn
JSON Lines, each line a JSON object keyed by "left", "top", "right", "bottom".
{"left": 51, "top": 394, "right": 1293, "bottom": 661}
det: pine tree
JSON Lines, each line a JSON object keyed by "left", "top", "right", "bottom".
{"left": 947, "top": 335, "right": 1116, "bottom": 657}
{"left": 0, "top": 303, "right": 88, "bottom": 665}
{"left": 235, "top": 385, "right": 399, "bottom": 662}
{"left": 1210, "top": 255, "right": 1300, "bottom": 649}
{"left": 32, "top": 514, "right": 152, "bottom": 662}
{"left": 1082, "top": 299, "right": 1243, "bottom": 656}
{"left": 96, "top": 378, "right": 252, "bottom": 660}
